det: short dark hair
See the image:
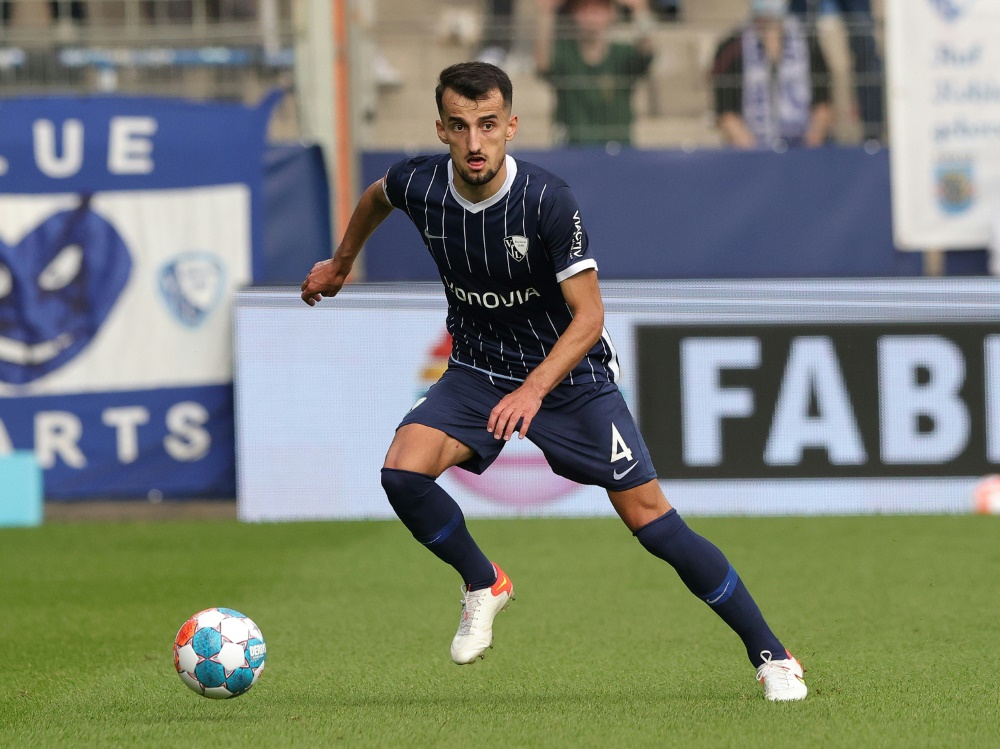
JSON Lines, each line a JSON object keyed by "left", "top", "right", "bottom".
{"left": 435, "top": 61, "right": 513, "bottom": 114}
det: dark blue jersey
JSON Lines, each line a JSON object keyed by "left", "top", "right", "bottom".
{"left": 382, "top": 154, "right": 620, "bottom": 386}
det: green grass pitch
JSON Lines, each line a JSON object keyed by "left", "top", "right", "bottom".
{"left": 1, "top": 514, "right": 998, "bottom": 748}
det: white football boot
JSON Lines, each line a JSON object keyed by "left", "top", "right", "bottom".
{"left": 450, "top": 563, "right": 514, "bottom": 665}
{"left": 757, "top": 649, "right": 808, "bottom": 701}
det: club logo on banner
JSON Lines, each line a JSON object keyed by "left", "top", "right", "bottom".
{"left": 929, "top": 0, "right": 975, "bottom": 22}
{"left": 888, "top": 0, "right": 1000, "bottom": 249}
{"left": 936, "top": 158, "right": 975, "bottom": 214}
{"left": 0, "top": 94, "right": 279, "bottom": 499}
{"left": 157, "top": 252, "right": 227, "bottom": 328}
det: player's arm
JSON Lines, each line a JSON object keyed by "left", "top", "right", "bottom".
{"left": 533, "top": 0, "right": 561, "bottom": 74}
{"left": 300, "top": 178, "right": 394, "bottom": 306}
{"left": 487, "top": 269, "right": 604, "bottom": 441}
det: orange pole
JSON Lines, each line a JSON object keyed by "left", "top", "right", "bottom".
{"left": 331, "top": 0, "right": 355, "bottom": 250}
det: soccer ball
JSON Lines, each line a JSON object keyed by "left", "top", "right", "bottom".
{"left": 173, "top": 607, "right": 267, "bottom": 699}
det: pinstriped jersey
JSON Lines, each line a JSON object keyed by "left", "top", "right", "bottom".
{"left": 382, "top": 154, "right": 620, "bottom": 386}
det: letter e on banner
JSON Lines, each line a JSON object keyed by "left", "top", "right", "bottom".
{"left": 108, "top": 117, "right": 157, "bottom": 175}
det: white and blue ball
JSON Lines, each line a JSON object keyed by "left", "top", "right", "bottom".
{"left": 173, "top": 607, "right": 267, "bottom": 699}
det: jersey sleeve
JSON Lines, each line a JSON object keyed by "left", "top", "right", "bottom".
{"left": 381, "top": 157, "right": 415, "bottom": 212}
{"left": 538, "top": 185, "right": 598, "bottom": 283}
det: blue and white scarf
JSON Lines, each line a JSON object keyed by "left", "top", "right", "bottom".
{"left": 741, "top": 16, "right": 812, "bottom": 148}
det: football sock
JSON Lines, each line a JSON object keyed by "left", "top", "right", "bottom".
{"left": 380, "top": 468, "right": 496, "bottom": 590}
{"left": 634, "top": 509, "right": 785, "bottom": 667}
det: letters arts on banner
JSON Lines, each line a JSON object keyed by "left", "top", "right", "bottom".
{"left": 0, "top": 95, "right": 279, "bottom": 498}
{"left": 887, "top": 0, "right": 1000, "bottom": 249}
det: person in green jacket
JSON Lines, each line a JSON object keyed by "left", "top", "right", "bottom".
{"left": 535, "top": 0, "right": 655, "bottom": 147}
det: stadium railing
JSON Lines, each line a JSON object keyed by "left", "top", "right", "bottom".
{"left": 366, "top": 0, "right": 886, "bottom": 150}
{"left": 0, "top": 1, "right": 887, "bottom": 151}
{"left": 0, "top": 0, "right": 294, "bottom": 106}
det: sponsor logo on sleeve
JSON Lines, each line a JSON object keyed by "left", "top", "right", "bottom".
{"left": 570, "top": 210, "right": 584, "bottom": 258}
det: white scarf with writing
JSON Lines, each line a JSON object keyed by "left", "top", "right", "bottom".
{"left": 741, "top": 17, "right": 813, "bottom": 147}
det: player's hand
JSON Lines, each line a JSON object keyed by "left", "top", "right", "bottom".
{"left": 300, "top": 258, "right": 350, "bottom": 306}
{"left": 488, "top": 381, "right": 545, "bottom": 441}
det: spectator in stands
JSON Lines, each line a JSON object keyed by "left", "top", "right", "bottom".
{"left": 534, "top": 0, "right": 655, "bottom": 147}
{"left": 478, "top": 0, "right": 516, "bottom": 69}
{"left": 789, "top": 0, "right": 883, "bottom": 142}
{"left": 51, "top": 1, "right": 86, "bottom": 21}
{"left": 711, "top": 0, "right": 832, "bottom": 150}
{"left": 0, "top": 2, "right": 86, "bottom": 24}
{"left": 650, "top": 0, "right": 680, "bottom": 22}
{"left": 142, "top": 0, "right": 257, "bottom": 22}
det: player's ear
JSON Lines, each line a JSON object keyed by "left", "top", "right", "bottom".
{"left": 435, "top": 119, "right": 448, "bottom": 144}
{"left": 506, "top": 114, "right": 518, "bottom": 142}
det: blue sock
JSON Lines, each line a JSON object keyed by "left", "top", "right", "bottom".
{"left": 380, "top": 468, "right": 496, "bottom": 590}
{"left": 634, "top": 509, "right": 785, "bottom": 667}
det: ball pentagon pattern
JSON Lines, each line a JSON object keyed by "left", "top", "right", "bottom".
{"left": 173, "top": 607, "right": 266, "bottom": 699}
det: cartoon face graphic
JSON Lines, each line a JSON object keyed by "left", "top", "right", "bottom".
{"left": 0, "top": 198, "right": 132, "bottom": 385}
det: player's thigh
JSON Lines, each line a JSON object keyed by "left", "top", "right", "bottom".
{"left": 386, "top": 366, "right": 508, "bottom": 477}
{"left": 383, "top": 424, "right": 477, "bottom": 477}
{"left": 529, "top": 382, "right": 657, "bottom": 491}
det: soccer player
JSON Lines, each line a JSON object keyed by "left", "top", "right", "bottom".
{"left": 300, "top": 61, "right": 807, "bottom": 701}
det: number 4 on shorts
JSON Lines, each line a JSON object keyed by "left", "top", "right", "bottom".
{"left": 610, "top": 423, "right": 633, "bottom": 463}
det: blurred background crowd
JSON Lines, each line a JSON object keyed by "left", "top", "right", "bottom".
{"left": 0, "top": 0, "right": 887, "bottom": 151}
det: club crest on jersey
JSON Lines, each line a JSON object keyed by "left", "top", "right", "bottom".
{"left": 504, "top": 235, "right": 529, "bottom": 262}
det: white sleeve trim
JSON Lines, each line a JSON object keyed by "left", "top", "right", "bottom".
{"left": 555, "top": 258, "right": 598, "bottom": 283}
{"left": 381, "top": 175, "right": 391, "bottom": 205}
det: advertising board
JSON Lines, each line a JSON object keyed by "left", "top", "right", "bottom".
{"left": 234, "top": 280, "right": 1000, "bottom": 520}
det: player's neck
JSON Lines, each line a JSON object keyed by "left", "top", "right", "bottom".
{"left": 451, "top": 159, "right": 508, "bottom": 204}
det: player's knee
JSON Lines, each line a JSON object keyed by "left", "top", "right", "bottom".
{"left": 608, "top": 479, "right": 671, "bottom": 530}
{"left": 380, "top": 467, "right": 434, "bottom": 509}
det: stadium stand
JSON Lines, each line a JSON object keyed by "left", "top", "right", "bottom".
{"left": 0, "top": 0, "right": 298, "bottom": 137}
{"left": 0, "top": 0, "right": 886, "bottom": 150}
{"left": 367, "top": 0, "right": 884, "bottom": 149}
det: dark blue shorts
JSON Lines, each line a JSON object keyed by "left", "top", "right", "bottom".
{"left": 398, "top": 364, "right": 658, "bottom": 491}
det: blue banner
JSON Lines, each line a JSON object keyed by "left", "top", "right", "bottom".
{"left": 0, "top": 386, "right": 234, "bottom": 498}
{"left": 0, "top": 94, "right": 277, "bottom": 499}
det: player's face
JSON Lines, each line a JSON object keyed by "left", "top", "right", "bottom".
{"left": 436, "top": 87, "right": 518, "bottom": 197}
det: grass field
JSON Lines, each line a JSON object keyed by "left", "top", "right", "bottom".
{"left": 1, "top": 514, "right": 998, "bottom": 748}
